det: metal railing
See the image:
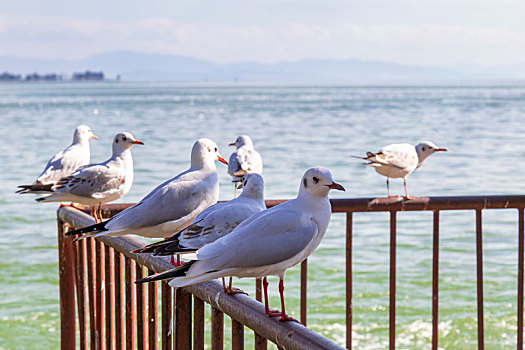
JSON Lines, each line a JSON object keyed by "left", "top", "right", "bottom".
{"left": 57, "top": 204, "right": 345, "bottom": 350}
{"left": 57, "top": 195, "right": 525, "bottom": 349}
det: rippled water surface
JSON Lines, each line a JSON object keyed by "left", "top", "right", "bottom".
{"left": 2, "top": 82, "right": 525, "bottom": 349}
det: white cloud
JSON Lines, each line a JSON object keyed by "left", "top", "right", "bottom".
{"left": 0, "top": 12, "right": 524, "bottom": 66}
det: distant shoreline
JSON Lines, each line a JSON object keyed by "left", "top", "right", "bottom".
{"left": 0, "top": 70, "right": 114, "bottom": 82}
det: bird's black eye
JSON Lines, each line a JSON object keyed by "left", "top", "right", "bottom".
{"left": 214, "top": 147, "right": 218, "bottom": 152}
{"left": 313, "top": 176, "right": 319, "bottom": 183}
{"left": 422, "top": 147, "right": 426, "bottom": 151}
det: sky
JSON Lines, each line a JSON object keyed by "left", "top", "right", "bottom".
{"left": 1, "top": 0, "right": 524, "bottom": 66}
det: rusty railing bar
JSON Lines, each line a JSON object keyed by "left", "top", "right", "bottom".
{"left": 301, "top": 259, "right": 308, "bottom": 326}
{"left": 518, "top": 208, "right": 524, "bottom": 350}
{"left": 125, "top": 258, "right": 136, "bottom": 350}
{"left": 148, "top": 271, "right": 159, "bottom": 350}
{"left": 254, "top": 278, "right": 267, "bottom": 350}
{"left": 115, "top": 251, "right": 126, "bottom": 350}
{"left": 193, "top": 296, "right": 205, "bottom": 350}
{"left": 136, "top": 263, "right": 147, "bottom": 350}
{"left": 346, "top": 212, "right": 353, "bottom": 350}
{"left": 174, "top": 288, "right": 192, "bottom": 350}
{"left": 476, "top": 209, "right": 484, "bottom": 350}
{"left": 432, "top": 210, "right": 440, "bottom": 350}
{"left": 87, "top": 237, "right": 97, "bottom": 348}
{"left": 96, "top": 241, "right": 106, "bottom": 350}
{"left": 57, "top": 219, "right": 76, "bottom": 350}
{"left": 105, "top": 245, "right": 115, "bottom": 350}
{"left": 389, "top": 211, "right": 397, "bottom": 350}
{"left": 211, "top": 307, "right": 224, "bottom": 350}
{"left": 74, "top": 237, "right": 89, "bottom": 350}
{"left": 161, "top": 282, "right": 172, "bottom": 350}
{"left": 232, "top": 318, "right": 244, "bottom": 350}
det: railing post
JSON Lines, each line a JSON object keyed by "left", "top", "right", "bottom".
{"left": 432, "top": 210, "right": 440, "bottom": 350}
{"left": 254, "top": 279, "right": 267, "bottom": 350}
{"left": 175, "top": 288, "right": 192, "bottom": 350}
{"left": 518, "top": 208, "right": 524, "bottom": 350}
{"left": 211, "top": 307, "right": 224, "bottom": 350}
{"left": 300, "top": 259, "right": 307, "bottom": 325}
{"left": 476, "top": 209, "right": 484, "bottom": 350}
{"left": 346, "top": 212, "right": 353, "bottom": 350}
{"left": 389, "top": 211, "right": 397, "bottom": 350}
{"left": 57, "top": 219, "right": 76, "bottom": 350}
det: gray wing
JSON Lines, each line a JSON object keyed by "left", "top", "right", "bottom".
{"left": 105, "top": 172, "right": 217, "bottom": 231}
{"left": 178, "top": 200, "right": 264, "bottom": 249}
{"left": 227, "top": 151, "right": 243, "bottom": 179}
{"left": 37, "top": 144, "right": 89, "bottom": 184}
{"left": 53, "top": 164, "right": 125, "bottom": 198}
{"left": 192, "top": 209, "right": 317, "bottom": 274}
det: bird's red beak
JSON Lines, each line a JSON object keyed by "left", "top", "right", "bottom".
{"left": 91, "top": 134, "right": 98, "bottom": 140}
{"left": 217, "top": 156, "right": 228, "bottom": 165}
{"left": 228, "top": 142, "right": 236, "bottom": 146}
{"left": 328, "top": 182, "right": 345, "bottom": 191}
{"left": 436, "top": 148, "right": 447, "bottom": 152}
{"left": 132, "top": 140, "right": 144, "bottom": 145}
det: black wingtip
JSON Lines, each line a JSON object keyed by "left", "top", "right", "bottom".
{"left": 65, "top": 220, "right": 109, "bottom": 236}
{"left": 135, "top": 261, "right": 195, "bottom": 284}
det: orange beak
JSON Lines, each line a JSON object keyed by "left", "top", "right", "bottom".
{"left": 91, "top": 135, "right": 98, "bottom": 140}
{"left": 328, "top": 182, "right": 345, "bottom": 191}
{"left": 132, "top": 140, "right": 144, "bottom": 145}
{"left": 228, "top": 142, "right": 236, "bottom": 146}
{"left": 436, "top": 148, "right": 447, "bottom": 152}
{"left": 217, "top": 156, "right": 228, "bottom": 165}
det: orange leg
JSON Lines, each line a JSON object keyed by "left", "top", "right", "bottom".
{"left": 403, "top": 178, "right": 413, "bottom": 200}
{"left": 171, "top": 254, "right": 184, "bottom": 267}
{"left": 222, "top": 277, "right": 247, "bottom": 295}
{"left": 263, "top": 277, "right": 280, "bottom": 316}
{"left": 91, "top": 206, "right": 99, "bottom": 223}
{"left": 276, "top": 277, "right": 299, "bottom": 322}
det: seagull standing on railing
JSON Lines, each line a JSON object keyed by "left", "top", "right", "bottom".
{"left": 65, "top": 138, "right": 228, "bottom": 238}
{"left": 353, "top": 141, "right": 447, "bottom": 198}
{"left": 132, "top": 173, "right": 267, "bottom": 293}
{"left": 227, "top": 135, "right": 263, "bottom": 197}
{"left": 136, "top": 167, "right": 345, "bottom": 323}
{"left": 17, "top": 124, "right": 97, "bottom": 195}
{"left": 36, "top": 132, "right": 143, "bottom": 222}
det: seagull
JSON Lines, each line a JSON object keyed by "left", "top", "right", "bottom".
{"left": 36, "top": 132, "right": 143, "bottom": 222}
{"left": 132, "top": 173, "right": 267, "bottom": 293}
{"left": 65, "top": 138, "right": 228, "bottom": 238}
{"left": 136, "top": 167, "right": 345, "bottom": 322}
{"left": 227, "top": 135, "right": 263, "bottom": 197}
{"left": 16, "top": 125, "right": 97, "bottom": 195}
{"left": 353, "top": 141, "right": 447, "bottom": 198}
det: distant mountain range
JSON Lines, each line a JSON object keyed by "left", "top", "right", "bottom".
{"left": 0, "top": 51, "right": 523, "bottom": 82}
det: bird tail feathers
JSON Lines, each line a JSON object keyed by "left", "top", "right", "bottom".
{"left": 135, "top": 260, "right": 195, "bottom": 284}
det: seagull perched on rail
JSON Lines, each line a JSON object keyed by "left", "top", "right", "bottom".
{"left": 17, "top": 124, "right": 97, "bottom": 195}
{"left": 353, "top": 141, "right": 447, "bottom": 198}
{"left": 132, "top": 173, "right": 266, "bottom": 293}
{"left": 36, "top": 132, "right": 143, "bottom": 222}
{"left": 136, "top": 167, "right": 345, "bottom": 323}
{"left": 227, "top": 135, "right": 263, "bottom": 197}
{"left": 65, "top": 138, "right": 228, "bottom": 238}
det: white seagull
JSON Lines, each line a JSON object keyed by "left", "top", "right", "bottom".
{"left": 136, "top": 167, "right": 345, "bottom": 322}
{"left": 227, "top": 135, "right": 263, "bottom": 196}
{"left": 132, "top": 173, "right": 267, "bottom": 293}
{"left": 17, "top": 125, "right": 97, "bottom": 194}
{"left": 354, "top": 141, "right": 447, "bottom": 198}
{"left": 36, "top": 132, "right": 143, "bottom": 221}
{"left": 65, "top": 138, "right": 229, "bottom": 238}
